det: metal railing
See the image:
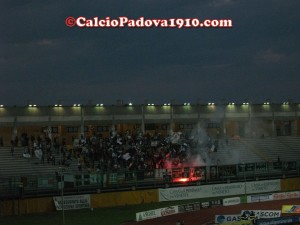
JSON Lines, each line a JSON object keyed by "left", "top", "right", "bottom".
{"left": 0, "top": 160, "right": 299, "bottom": 200}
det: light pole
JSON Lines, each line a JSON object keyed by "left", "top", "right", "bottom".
{"left": 59, "top": 167, "right": 65, "bottom": 225}
{"left": 242, "top": 163, "right": 247, "bottom": 198}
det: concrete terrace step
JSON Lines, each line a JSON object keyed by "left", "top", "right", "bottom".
{"left": 0, "top": 147, "right": 65, "bottom": 178}
{"left": 242, "top": 137, "right": 300, "bottom": 162}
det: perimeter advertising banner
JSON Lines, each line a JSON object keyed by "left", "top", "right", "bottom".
{"left": 136, "top": 208, "right": 160, "bottom": 221}
{"left": 136, "top": 205, "right": 179, "bottom": 221}
{"left": 159, "top": 183, "right": 245, "bottom": 201}
{"left": 256, "top": 215, "right": 300, "bottom": 225}
{"left": 223, "top": 197, "right": 241, "bottom": 206}
{"left": 282, "top": 205, "right": 300, "bottom": 213}
{"left": 178, "top": 202, "right": 201, "bottom": 213}
{"left": 247, "top": 194, "right": 273, "bottom": 203}
{"left": 53, "top": 194, "right": 90, "bottom": 210}
{"left": 159, "top": 180, "right": 281, "bottom": 202}
{"left": 273, "top": 191, "right": 300, "bottom": 201}
{"left": 222, "top": 221, "right": 253, "bottom": 225}
{"left": 215, "top": 214, "right": 241, "bottom": 224}
{"left": 241, "top": 210, "right": 281, "bottom": 219}
{"left": 246, "top": 179, "right": 281, "bottom": 194}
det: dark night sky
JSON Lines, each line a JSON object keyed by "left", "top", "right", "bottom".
{"left": 1, "top": 0, "right": 300, "bottom": 106}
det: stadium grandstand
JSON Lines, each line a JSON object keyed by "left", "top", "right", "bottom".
{"left": 0, "top": 102, "right": 299, "bottom": 200}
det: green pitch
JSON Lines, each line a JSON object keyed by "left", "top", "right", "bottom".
{"left": 1, "top": 197, "right": 234, "bottom": 225}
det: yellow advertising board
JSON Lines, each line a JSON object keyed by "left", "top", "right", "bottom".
{"left": 282, "top": 205, "right": 300, "bottom": 213}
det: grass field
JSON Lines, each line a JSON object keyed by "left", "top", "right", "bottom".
{"left": 1, "top": 198, "right": 223, "bottom": 225}
{"left": 2, "top": 205, "right": 136, "bottom": 225}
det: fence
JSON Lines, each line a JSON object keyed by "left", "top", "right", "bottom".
{"left": 0, "top": 160, "right": 299, "bottom": 199}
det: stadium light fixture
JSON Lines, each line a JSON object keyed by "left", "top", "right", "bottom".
{"left": 128, "top": 102, "right": 133, "bottom": 106}
{"left": 0, "top": 105, "right": 4, "bottom": 108}
{"left": 208, "top": 102, "right": 215, "bottom": 106}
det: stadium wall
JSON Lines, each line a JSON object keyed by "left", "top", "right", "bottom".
{"left": 281, "top": 177, "right": 300, "bottom": 191}
{"left": 0, "top": 197, "right": 55, "bottom": 216}
{"left": 0, "top": 189, "right": 158, "bottom": 216}
{"left": 0, "top": 178, "right": 299, "bottom": 216}
{"left": 91, "top": 189, "right": 158, "bottom": 208}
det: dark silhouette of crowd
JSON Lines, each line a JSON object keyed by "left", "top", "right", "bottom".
{"left": 74, "top": 131, "right": 190, "bottom": 173}
{"left": 9, "top": 130, "right": 192, "bottom": 173}
{"left": 10, "top": 129, "right": 222, "bottom": 173}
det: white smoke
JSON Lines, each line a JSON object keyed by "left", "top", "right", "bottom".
{"left": 187, "top": 122, "right": 241, "bottom": 166}
{"left": 190, "top": 123, "right": 208, "bottom": 146}
{"left": 187, "top": 123, "right": 213, "bottom": 166}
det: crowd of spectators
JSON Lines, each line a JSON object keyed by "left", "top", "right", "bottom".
{"left": 10, "top": 129, "right": 221, "bottom": 173}
{"left": 72, "top": 129, "right": 222, "bottom": 173}
{"left": 74, "top": 131, "right": 191, "bottom": 173}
